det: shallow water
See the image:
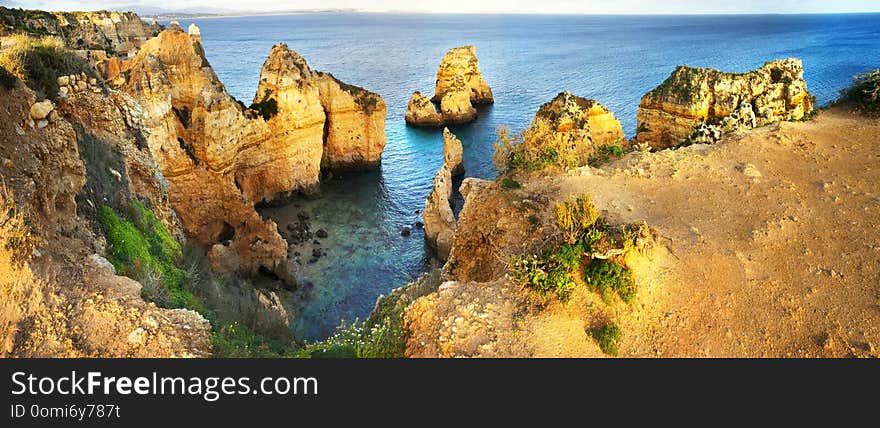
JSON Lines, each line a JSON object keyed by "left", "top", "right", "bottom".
{"left": 168, "top": 13, "right": 880, "bottom": 340}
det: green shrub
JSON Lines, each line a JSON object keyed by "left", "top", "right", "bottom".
{"left": 500, "top": 177, "right": 522, "bottom": 190}
{"left": 588, "top": 143, "right": 626, "bottom": 167}
{"left": 509, "top": 253, "right": 576, "bottom": 302}
{"left": 211, "top": 320, "right": 295, "bottom": 358}
{"left": 98, "top": 202, "right": 197, "bottom": 310}
{"left": 583, "top": 259, "right": 636, "bottom": 304}
{"left": 839, "top": 69, "right": 880, "bottom": 116}
{"left": 493, "top": 120, "right": 580, "bottom": 173}
{"left": 591, "top": 323, "right": 621, "bottom": 356}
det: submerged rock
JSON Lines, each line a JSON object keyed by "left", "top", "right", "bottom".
{"left": 635, "top": 58, "right": 814, "bottom": 150}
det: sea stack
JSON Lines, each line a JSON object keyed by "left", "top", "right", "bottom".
{"left": 405, "top": 91, "right": 444, "bottom": 126}
{"left": 432, "top": 45, "right": 494, "bottom": 104}
{"left": 406, "top": 45, "right": 493, "bottom": 126}
{"left": 635, "top": 58, "right": 815, "bottom": 150}
{"left": 423, "top": 128, "right": 466, "bottom": 260}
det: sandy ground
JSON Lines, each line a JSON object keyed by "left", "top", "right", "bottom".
{"left": 519, "top": 107, "right": 879, "bottom": 357}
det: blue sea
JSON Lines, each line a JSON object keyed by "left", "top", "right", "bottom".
{"left": 168, "top": 13, "right": 880, "bottom": 341}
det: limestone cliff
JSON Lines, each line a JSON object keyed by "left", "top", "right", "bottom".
{"left": 0, "top": 7, "right": 160, "bottom": 56}
{"left": 439, "top": 75, "right": 478, "bottom": 124}
{"left": 405, "top": 91, "right": 444, "bottom": 127}
{"left": 423, "top": 163, "right": 455, "bottom": 260}
{"left": 536, "top": 91, "right": 624, "bottom": 149}
{"left": 443, "top": 127, "right": 464, "bottom": 176}
{"left": 635, "top": 58, "right": 815, "bottom": 150}
{"left": 122, "top": 28, "right": 292, "bottom": 280}
{"left": 432, "top": 45, "right": 493, "bottom": 104}
{"left": 121, "top": 31, "right": 386, "bottom": 280}
{"left": 253, "top": 43, "right": 387, "bottom": 171}
{"left": 0, "top": 68, "right": 211, "bottom": 357}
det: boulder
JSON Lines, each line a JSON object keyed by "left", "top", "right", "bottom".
{"left": 29, "top": 100, "right": 54, "bottom": 120}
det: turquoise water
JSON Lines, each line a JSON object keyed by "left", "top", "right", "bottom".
{"left": 168, "top": 13, "right": 880, "bottom": 340}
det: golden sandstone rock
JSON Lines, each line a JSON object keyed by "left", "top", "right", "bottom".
{"left": 535, "top": 91, "right": 625, "bottom": 150}
{"left": 635, "top": 58, "right": 814, "bottom": 150}
{"left": 432, "top": 45, "right": 494, "bottom": 104}
{"left": 122, "top": 29, "right": 386, "bottom": 281}
{"left": 443, "top": 127, "right": 464, "bottom": 176}
{"left": 405, "top": 91, "right": 444, "bottom": 126}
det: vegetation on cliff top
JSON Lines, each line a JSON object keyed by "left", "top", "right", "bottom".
{"left": 839, "top": 69, "right": 880, "bottom": 116}
{"left": 507, "top": 194, "right": 649, "bottom": 306}
{"left": 0, "top": 34, "right": 97, "bottom": 100}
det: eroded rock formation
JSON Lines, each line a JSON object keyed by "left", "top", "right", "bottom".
{"left": 423, "top": 163, "right": 455, "bottom": 260}
{"left": 443, "top": 127, "right": 464, "bottom": 176}
{"left": 432, "top": 45, "right": 493, "bottom": 104}
{"left": 405, "top": 91, "right": 444, "bottom": 126}
{"left": 635, "top": 58, "right": 815, "bottom": 150}
{"left": 121, "top": 30, "right": 385, "bottom": 281}
{"left": 439, "top": 75, "right": 478, "bottom": 124}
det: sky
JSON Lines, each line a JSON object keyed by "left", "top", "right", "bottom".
{"left": 3, "top": 0, "right": 880, "bottom": 15}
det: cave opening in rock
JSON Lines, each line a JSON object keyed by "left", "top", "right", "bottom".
{"left": 218, "top": 222, "right": 235, "bottom": 244}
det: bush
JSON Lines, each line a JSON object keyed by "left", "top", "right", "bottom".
{"left": 509, "top": 252, "right": 576, "bottom": 302}
{"left": 211, "top": 320, "right": 295, "bottom": 358}
{"left": 588, "top": 143, "right": 625, "bottom": 167}
{"left": 493, "top": 120, "right": 581, "bottom": 173}
{"left": 98, "top": 201, "right": 198, "bottom": 310}
{"left": 583, "top": 259, "right": 636, "bottom": 304}
{"left": 554, "top": 194, "right": 600, "bottom": 245}
{"left": 839, "top": 69, "right": 880, "bottom": 116}
{"left": 591, "top": 323, "right": 621, "bottom": 356}
{"left": 0, "top": 34, "right": 96, "bottom": 99}
{"left": 500, "top": 177, "right": 522, "bottom": 190}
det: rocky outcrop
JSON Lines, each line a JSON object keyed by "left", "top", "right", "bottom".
{"left": 423, "top": 128, "right": 467, "bottom": 260}
{"left": 0, "top": 7, "right": 160, "bottom": 56}
{"left": 439, "top": 75, "right": 478, "bottom": 124}
{"left": 443, "top": 127, "right": 464, "bottom": 176}
{"left": 405, "top": 91, "right": 444, "bottom": 127}
{"left": 635, "top": 58, "right": 815, "bottom": 150}
{"left": 314, "top": 72, "right": 387, "bottom": 170}
{"left": 423, "top": 163, "right": 455, "bottom": 260}
{"left": 432, "top": 45, "right": 493, "bottom": 104}
{"left": 536, "top": 91, "right": 624, "bottom": 149}
{"left": 121, "top": 30, "right": 385, "bottom": 280}
{"left": 254, "top": 43, "right": 387, "bottom": 171}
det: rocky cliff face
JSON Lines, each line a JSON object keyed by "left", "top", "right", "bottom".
{"left": 254, "top": 43, "right": 387, "bottom": 171}
{"left": 405, "top": 91, "right": 444, "bottom": 127}
{"left": 0, "top": 7, "right": 160, "bottom": 56}
{"left": 443, "top": 127, "right": 464, "bottom": 176}
{"left": 536, "top": 91, "right": 625, "bottom": 150}
{"left": 635, "top": 58, "right": 815, "bottom": 150}
{"left": 422, "top": 128, "right": 466, "bottom": 260}
{"left": 121, "top": 31, "right": 386, "bottom": 281}
{"left": 432, "top": 45, "right": 493, "bottom": 104}
{"left": 121, "top": 27, "right": 292, "bottom": 280}
{"left": 439, "top": 75, "right": 478, "bottom": 124}
{"left": 0, "top": 69, "right": 211, "bottom": 357}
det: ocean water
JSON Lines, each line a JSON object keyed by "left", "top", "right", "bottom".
{"left": 168, "top": 13, "right": 880, "bottom": 340}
